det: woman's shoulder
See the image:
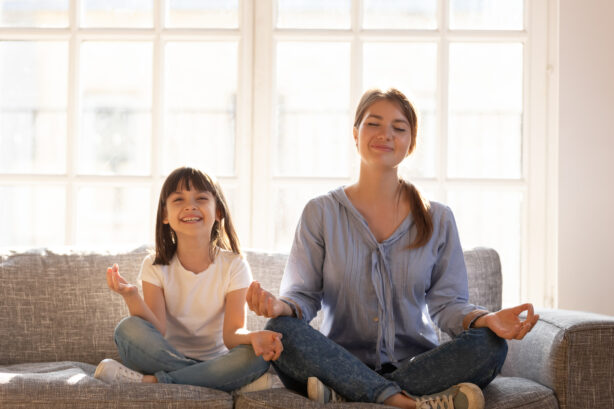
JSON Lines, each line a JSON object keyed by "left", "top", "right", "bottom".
{"left": 303, "top": 186, "right": 346, "bottom": 212}
{"left": 428, "top": 200, "right": 452, "bottom": 215}
{"left": 424, "top": 200, "right": 457, "bottom": 227}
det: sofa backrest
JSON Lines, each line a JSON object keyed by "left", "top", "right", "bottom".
{"left": 0, "top": 246, "right": 150, "bottom": 366}
{"left": 0, "top": 246, "right": 501, "bottom": 365}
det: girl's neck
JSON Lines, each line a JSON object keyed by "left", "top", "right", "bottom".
{"left": 175, "top": 236, "right": 213, "bottom": 274}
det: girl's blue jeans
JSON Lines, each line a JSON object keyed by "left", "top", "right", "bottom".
{"left": 114, "top": 316, "right": 270, "bottom": 392}
{"left": 265, "top": 316, "right": 508, "bottom": 404}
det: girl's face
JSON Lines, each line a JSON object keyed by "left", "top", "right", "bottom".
{"left": 163, "top": 184, "right": 219, "bottom": 242}
{"left": 353, "top": 99, "right": 412, "bottom": 170}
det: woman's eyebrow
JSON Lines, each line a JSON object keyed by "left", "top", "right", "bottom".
{"left": 366, "top": 113, "right": 409, "bottom": 125}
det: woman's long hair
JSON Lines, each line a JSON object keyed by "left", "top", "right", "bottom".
{"left": 354, "top": 88, "right": 433, "bottom": 249}
{"left": 153, "top": 167, "right": 241, "bottom": 265}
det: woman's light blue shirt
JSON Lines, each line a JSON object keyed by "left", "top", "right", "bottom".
{"left": 279, "top": 187, "right": 479, "bottom": 370}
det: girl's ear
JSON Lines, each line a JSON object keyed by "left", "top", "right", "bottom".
{"left": 353, "top": 127, "right": 359, "bottom": 148}
{"left": 216, "top": 208, "right": 222, "bottom": 222}
{"left": 162, "top": 207, "right": 169, "bottom": 224}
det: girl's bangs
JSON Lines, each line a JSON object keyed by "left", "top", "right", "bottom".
{"left": 163, "top": 168, "right": 216, "bottom": 200}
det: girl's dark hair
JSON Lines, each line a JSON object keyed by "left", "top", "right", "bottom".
{"left": 153, "top": 167, "right": 241, "bottom": 265}
{"left": 354, "top": 88, "right": 433, "bottom": 249}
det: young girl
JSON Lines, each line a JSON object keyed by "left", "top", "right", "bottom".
{"left": 247, "top": 88, "right": 539, "bottom": 409}
{"left": 95, "top": 166, "right": 283, "bottom": 392}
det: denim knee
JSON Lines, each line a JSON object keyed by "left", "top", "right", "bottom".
{"left": 265, "top": 316, "right": 300, "bottom": 334}
{"left": 472, "top": 328, "right": 508, "bottom": 387}
{"left": 114, "top": 316, "right": 151, "bottom": 346}
{"left": 479, "top": 328, "right": 508, "bottom": 370}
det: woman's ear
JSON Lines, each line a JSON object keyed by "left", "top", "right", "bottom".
{"left": 353, "top": 127, "right": 359, "bottom": 148}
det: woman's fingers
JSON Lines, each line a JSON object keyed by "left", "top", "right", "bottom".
{"left": 247, "top": 282, "right": 263, "bottom": 313}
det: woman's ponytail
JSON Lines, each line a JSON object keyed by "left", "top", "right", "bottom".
{"left": 402, "top": 181, "right": 433, "bottom": 249}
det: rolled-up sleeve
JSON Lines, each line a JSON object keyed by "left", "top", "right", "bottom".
{"left": 426, "top": 206, "right": 478, "bottom": 337}
{"left": 279, "top": 199, "right": 326, "bottom": 323}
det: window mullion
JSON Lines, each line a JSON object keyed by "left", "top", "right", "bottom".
{"left": 66, "top": 0, "right": 80, "bottom": 245}
{"left": 150, "top": 0, "right": 163, "bottom": 242}
{"left": 438, "top": 0, "right": 449, "bottom": 202}
{"left": 250, "top": 0, "right": 275, "bottom": 249}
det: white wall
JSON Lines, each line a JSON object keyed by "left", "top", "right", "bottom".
{"left": 557, "top": 0, "right": 614, "bottom": 315}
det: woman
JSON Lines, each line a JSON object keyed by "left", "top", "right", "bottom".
{"left": 247, "top": 88, "right": 538, "bottom": 409}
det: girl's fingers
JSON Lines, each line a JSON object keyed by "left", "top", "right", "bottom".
{"left": 106, "top": 267, "right": 113, "bottom": 288}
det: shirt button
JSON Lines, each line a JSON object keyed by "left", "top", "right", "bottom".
{"left": 373, "top": 317, "right": 379, "bottom": 322}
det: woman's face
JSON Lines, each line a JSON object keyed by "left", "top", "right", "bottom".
{"left": 353, "top": 99, "right": 412, "bottom": 170}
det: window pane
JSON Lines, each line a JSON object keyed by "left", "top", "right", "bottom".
{"left": 166, "top": 0, "right": 238, "bottom": 28}
{"left": 450, "top": 0, "right": 523, "bottom": 30}
{"left": 447, "top": 188, "right": 523, "bottom": 307}
{"left": 0, "top": 185, "right": 65, "bottom": 246}
{"left": 448, "top": 43, "right": 523, "bottom": 179}
{"left": 79, "top": 42, "right": 152, "bottom": 175}
{"left": 0, "top": 0, "right": 68, "bottom": 27}
{"left": 273, "top": 182, "right": 340, "bottom": 251}
{"left": 363, "top": 0, "right": 436, "bottom": 30}
{"left": 76, "top": 186, "right": 150, "bottom": 245}
{"left": 276, "top": 0, "right": 350, "bottom": 29}
{"left": 81, "top": 0, "right": 153, "bottom": 28}
{"left": 276, "top": 42, "right": 351, "bottom": 177}
{"left": 0, "top": 41, "right": 67, "bottom": 173}
{"left": 363, "top": 42, "right": 437, "bottom": 178}
{"left": 164, "top": 42, "right": 237, "bottom": 176}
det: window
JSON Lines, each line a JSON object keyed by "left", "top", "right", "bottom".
{"left": 0, "top": 0, "right": 552, "bottom": 307}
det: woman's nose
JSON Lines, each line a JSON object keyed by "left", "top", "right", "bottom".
{"left": 376, "top": 126, "right": 393, "bottom": 140}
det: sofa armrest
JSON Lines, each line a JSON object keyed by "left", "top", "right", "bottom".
{"left": 501, "top": 309, "right": 614, "bottom": 409}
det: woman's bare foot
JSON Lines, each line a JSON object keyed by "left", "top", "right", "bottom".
{"left": 142, "top": 375, "right": 158, "bottom": 383}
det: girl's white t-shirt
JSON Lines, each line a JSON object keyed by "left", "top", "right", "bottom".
{"left": 137, "top": 249, "right": 252, "bottom": 361}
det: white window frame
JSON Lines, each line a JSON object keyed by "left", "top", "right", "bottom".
{"left": 249, "top": 0, "right": 555, "bottom": 307}
{"left": 0, "top": 0, "right": 556, "bottom": 307}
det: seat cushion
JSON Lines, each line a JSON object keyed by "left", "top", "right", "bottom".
{"left": 235, "top": 376, "right": 558, "bottom": 409}
{"left": 0, "top": 361, "right": 233, "bottom": 409}
{"left": 483, "top": 377, "right": 558, "bottom": 409}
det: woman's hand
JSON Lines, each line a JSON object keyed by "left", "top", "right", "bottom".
{"left": 476, "top": 303, "right": 540, "bottom": 340}
{"left": 246, "top": 281, "right": 292, "bottom": 318}
{"left": 106, "top": 263, "right": 138, "bottom": 297}
{"left": 250, "top": 330, "right": 283, "bottom": 361}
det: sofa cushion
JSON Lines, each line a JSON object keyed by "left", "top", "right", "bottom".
{"left": 234, "top": 376, "right": 557, "bottom": 409}
{"left": 0, "top": 361, "right": 232, "bottom": 409}
{"left": 0, "top": 246, "right": 150, "bottom": 365}
{"left": 483, "top": 376, "right": 558, "bottom": 409}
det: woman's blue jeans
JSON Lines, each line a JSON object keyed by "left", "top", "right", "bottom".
{"left": 265, "top": 316, "right": 507, "bottom": 404}
{"left": 114, "top": 316, "right": 270, "bottom": 392}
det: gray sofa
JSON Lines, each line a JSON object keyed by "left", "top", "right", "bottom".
{"left": 1, "top": 246, "right": 613, "bottom": 409}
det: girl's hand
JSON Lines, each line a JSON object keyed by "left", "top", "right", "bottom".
{"left": 106, "top": 264, "right": 138, "bottom": 297}
{"left": 250, "top": 330, "right": 283, "bottom": 361}
{"left": 246, "top": 281, "right": 291, "bottom": 318}
{"left": 478, "top": 303, "right": 540, "bottom": 340}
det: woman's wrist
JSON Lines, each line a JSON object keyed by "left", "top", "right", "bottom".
{"left": 472, "top": 312, "right": 493, "bottom": 328}
{"left": 462, "top": 309, "right": 491, "bottom": 330}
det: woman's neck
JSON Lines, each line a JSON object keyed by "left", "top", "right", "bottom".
{"left": 175, "top": 236, "right": 213, "bottom": 273}
{"left": 351, "top": 165, "right": 402, "bottom": 203}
